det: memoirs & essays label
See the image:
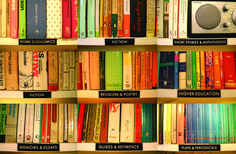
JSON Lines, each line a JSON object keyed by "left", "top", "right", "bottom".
{"left": 18, "top": 144, "right": 59, "bottom": 151}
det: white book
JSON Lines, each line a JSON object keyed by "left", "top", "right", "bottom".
{"left": 179, "top": 52, "right": 186, "bottom": 89}
{"left": 178, "top": 0, "right": 188, "bottom": 38}
{"left": 58, "top": 52, "right": 64, "bottom": 90}
{"left": 168, "top": 0, "right": 173, "bottom": 38}
{"left": 69, "top": 51, "right": 75, "bottom": 90}
{"left": 123, "top": 0, "right": 130, "bottom": 16}
{"left": 157, "top": 0, "right": 164, "bottom": 37}
{"left": 108, "top": 103, "right": 120, "bottom": 143}
{"left": 38, "top": 51, "right": 48, "bottom": 90}
{"left": 95, "top": 0, "right": 100, "bottom": 36}
{"left": 123, "top": 51, "right": 132, "bottom": 90}
{"left": 163, "top": 104, "right": 167, "bottom": 144}
{"left": 63, "top": 52, "right": 69, "bottom": 90}
{"left": 24, "top": 104, "right": 34, "bottom": 143}
{"left": 74, "top": 104, "right": 78, "bottom": 143}
{"left": 173, "top": 0, "right": 179, "bottom": 38}
{"left": 33, "top": 51, "right": 40, "bottom": 90}
{"left": 19, "top": 51, "right": 33, "bottom": 90}
{"left": 120, "top": 104, "right": 135, "bottom": 143}
{"left": 17, "top": 104, "right": 26, "bottom": 143}
{"left": 33, "top": 104, "right": 41, "bottom": 143}
{"left": 58, "top": 104, "right": 64, "bottom": 143}
{"left": 64, "top": 104, "right": 68, "bottom": 142}
{"left": 171, "top": 104, "right": 177, "bottom": 144}
{"left": 2, "top": 0, "right": 6, "bottom": 37}
{"left": 0, "top": 52, "right": 5, "bottom": 89}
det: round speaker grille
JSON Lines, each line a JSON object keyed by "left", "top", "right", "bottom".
{"left": 196, "top": 4, "right": 221, "bottom": 30}
{"left": 232, "top": 9, "right": 236, "bottom": 25}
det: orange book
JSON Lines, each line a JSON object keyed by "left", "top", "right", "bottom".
{"left": 117, "top": 0, "right": 123, "bottom": 37}
{"left": 103, "top": 0, "right": 109, "bottom": 37}
{"left": 89, "top": 52, "right": 100, "bottom": 89}
{"left": 108, "top": 0, "right": 112, "bottom": 37}
{"left": 213, "top": 52, "right": 221, "bottom": 89}
{"left": 132, "top": 52, "right": 136, "bottom": 90}
{"left": 7, "top": 0, "right": 11, "bottom": 37}
{"left": 5, "top": 51, "right": 18, "bottom": 90}
{"left": 145, "top": 51, "right": 150, "bottom": 89}
{"left": 149, "top": 52, "right": 153, "bottom": 89}
{"left": 141, "top": 52, "right": 146, "bottom": 89}
{"left": 82, "top": 52, "right": 90, "bottom": 90}
{"left": 200, "top": 51, "right": 205, "bottom": 89}
{"left": 136, "top": 52, "right": 141, "bottom": 90}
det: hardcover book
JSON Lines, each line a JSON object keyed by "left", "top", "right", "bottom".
{"left": 135, "top": 103, "right": 141, "bottom": 143}
{"left": 141, "top": 104, "right": 153, "bottom": 142}
{"left": 86, "top": 104, "right": 97, "bottom": 142}
{"left": 94, "top": 104, "right": 103, "bottom": 142}
{"left": 90, "top": 52, "right": 100, "bottom": 89}
{"left": 100, "top": 104, "right": 109, "bottom": 143}
{"left": 223, "top": 52, "right": 236, "bottom": 89}
{"left": 111, "top": 0, "right": 118, "bottom": 37}
{"left": 62, "top": 0, "right": 71, "bottom": 38}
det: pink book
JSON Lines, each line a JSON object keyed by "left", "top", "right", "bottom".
{"left": 62, "top": 0, "right": 71, "bottom": 38}
{"left": 177, "top": 104, "right": 184, "bottom": 144}
{"left": 89, "top": 52, "right": 100, "bottom": 90}
{"left": 71, "top": 0, "right": 77, "bottom": 38}
{"left": 11, "top": 0, "right": 18, "bottom": 38}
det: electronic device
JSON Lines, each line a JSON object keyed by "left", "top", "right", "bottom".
{"left": 188, "top": 0, "right": 236, "bottom": 38}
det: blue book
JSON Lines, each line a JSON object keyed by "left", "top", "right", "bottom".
{"left": 186, "top": 104, "right": 192, "bottom": 143}
{"left": 196, "top": 104, "right": 201, "bottom": 143}
{"left": 27, "top": 0, "right": 46, "bottom": 39}
{"left": 204, "top": 104, "right": 210, "bottom": 143}
{"left": 159, "top": 52, "right": 174, "bottom": 88}
{"left": 199, "top": 104, "right": 204, "bottom": 143}
{"left": 174, "top": 51, "right": 179, "bottom": 89}
{"left": 192, "top": 104, "right": 197, "bottom": 143}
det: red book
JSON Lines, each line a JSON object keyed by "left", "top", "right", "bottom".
{"left": 100, "top": 104, "right": 109, "bottom": 143}
{"left": 136, "top": 52, "right": 141, "bottom": 90}
{"left": 145, "top": 52, "right": 150, "bottom": 89}
{"left": 77, "top": 104, "right": 85, "bottom": 142}
{"left": 41, "top": 104, "right": 47, "bottom": 143}
{"left": 62, "top": 0, "right": 71, "bottom": 38}
{"left": 123, "top": 0, "right": 130, "bottom": 37}
{"left": 46, "top": 104, "right": 51, "bottom": 143}
{"left": 213, "top": 52, "right": 221, "bottom": 89}
{"left": 152, "top": 51, "right": 157, "bottom": 88}
{"left": 140, "top": 52, "right": 146, "bottom": 89}
{"left": 11, "top": 0, "right": 18, "bottom": 38}
{"left": 135, "top": 104, "right": 141, "bottom": 143}
{"left": 108, "top": 0, "right": 112, "bottom": 37}
{"left": 149, "top": 52, "right": 153, "bottom": 89}
{"left": 223, "top": 52, "right": 236, "bottom": 89}
{"left": 77, "top": 52, "right": 83, "bottom": 90}
{"left": 205, "top": 51, "right": 214, "bottom": 89}
{"left": 220, "top": 52, "right": 224, "bottom": 89}
{"left": 71, "top": 0, "right": 77, "bottom": 38}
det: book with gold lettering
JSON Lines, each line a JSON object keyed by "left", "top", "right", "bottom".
{"left": 58, "top": 52, "right": 64, "bottom": 91}
{"left": 117, "top": 0, "right": 123, "bottom": 37}
{"left": 69, "top": 51, "right": 75, "bottom": 90}
{"left": 62, "top": 0, "right": 71, "bottom": 38}
{"left": 63, "top": 52, "right": 70, "bottom": 90}
{"left": 48, "top": 52, "right": 58, "bottom": 91}
{"left": 146, "top": 0, "right": 156, "bottom": 37}
{"left": 94, "top": 104, "right": 103, "bottom": 143}
{"left": 0, "top": 52, "right": 5, "bottom": 90}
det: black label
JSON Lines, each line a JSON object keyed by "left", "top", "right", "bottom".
{"left": 178, "top": 90, "right": 221, "bottom": 97}
{"left": 18, "top": 144, "right": 59, "bottom": 151}
{"left": 23, "top": 92, "right": 51, "bottom": 98}
{"left": 179, "top": 145, "right": 220, "bottom": 151}
{"left": 105, "top": 38, "right": 135, "bottom": 45}
{"left": 96, "top": 143, "right": 143, "bottom": 151}
{"left": 99, "top": 91, "right": 140, "bottom": 98}
{"left": 173, "top": 39, "right": 227, "bottom": 45}
{"left": 19, "top": 39, "right": 57, "bottom": 45}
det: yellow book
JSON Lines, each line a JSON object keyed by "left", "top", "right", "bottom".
{"left": 94, "top": 104, "right": 103, "bottom": 142}
{"left": 167, "top": 104, "right": 172, "bottom": 144}
{"left": 58, "top": 104, "right": 64, "bottom": 143}
{"left": 100, "top": 0, "right": 104, "bottom": 37}
{"left": 146, "top": 0, "right": 156, "bottom": 37}
{"left": 196, "top": 51, "right": 201, "bottom": 89}
{"left": 68, "top": 104, "right": 74, "bottom": 143}
{"left": 123, "top": 51, "right": 132, "bottom": 90}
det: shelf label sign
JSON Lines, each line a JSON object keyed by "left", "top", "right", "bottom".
{"left": 18, "top": 144, "right": 59, "bottom": 151}
{"left": 105, "top": 38, "right": 135, "bottom": 45}
{"left": 178, "top": 90, "right": 221, "bottom": 97}
{"left": 96, "top": 143, "right": 143, "bottom": 151}
{"left": 179, "top": 145, "right": 220, "bottom": 151}
{"left": 173, "top": 39, "right": 227, "bottom": 45}
{"left": 23, "top": 92, "right": 52, "bottom": 98}
{"left": 99, "top": 91, "right": 140, "bottom": 98}
{"left": 19, "top": 39, "right": 57, "bottom": 45}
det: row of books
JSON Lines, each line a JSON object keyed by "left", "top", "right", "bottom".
{"left": 0, "top": 0, "right": 77, "bottom": 39}
{"left": 0, "top": 51, "right": 77, "bottom": 91}
{"left": 78, "top": 103, "right": 236, "bottom": 144}
{"left": 158, "top": 51, "right": 236, "bottom": 89}
{"left": 79, "top": 51, "right": 157, "bottom": 90}
{"left": 79, "top": 0, "right": 156, "bottom": 38}
{"left": 0, "top": 104, "right": 78, "bottom": 143}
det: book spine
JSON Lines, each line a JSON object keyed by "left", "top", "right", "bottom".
{"left": 117, "top": 0, "right": 123, "bottom": 37}
{"left": 111, "top": 0, "right": 118, "bottom": 37}
{"left": 153, "top": 51, "right": 157, "bottom": 88}
{"left": 2, "top": 0, "right": 7, "bottom": 37}
{"left": 157, "top": 0, "right": 164, "bottom": 37}
{"left": 41, "top": 104, "right": 47, "bottom": 143}
{"left": 100, "top": 104, "right": 109, "bottom": 143}
{"left": 178, "top": 0, "right": 187, "bottom": 38}
{"left": 78, "top": 104, "right": 85, "bottom": 143}
{"left": 6, "top": 0, "right": 11, "bottom": 37}
{"left": 81, "top": 104, "right": 90, "bottom": 142}
{"left": 163, "top": 0, "right": 169, "bottom": 38}
{"left": 171, "top": 104, "right": 177, "bottom": 144}
{"left": 69, "top": 51, "right": 75, "bottom": 90}
{"left": 79, "top": 0, "right": 86, "bottom": 38}
{"left": 5, "top": 104, "right": 18, "bottom": 143}
{"left": 77, "top": 52, "right": 83, "bottom": 90}
{"left": 177, "top": 104, "right": 184, "bottom": 144}
{"left": 108, "top": 103, "right": 120, "bottom": 143}
{"left": 168, "top": 0, "right": 173, "bottom": 38}
{"left": 103, "top": 0, "right": 108, "bottom": 37}
{"left": 108, "top": 0, "right": 112, "bottom": 37}
{"left": 46, "top": 104, "right": 51, "bottom": 143}
{"left": 11, "top": 0, "right": 18, "bottom": 38}
{"left": 19, "top": 0, "right": 26, "bottom": 39}
{"left": 86, "top": 104, "right": 97, "bottom": 143}
{"left": 95, "top": 0, "right": 100, "bottom": 37}
{"left": 192, "top": 51, "right": 196, "bottom": 89}
{"left": 33, "top": 104, "right": 41, "bottom": 143}
{"left": 196, "top": 51, "right": 201, "bottom": 89}
{"left": 146, "top": 0, "right": 156, "bottom": 37}
{"left": 63, "top": 52, "right": 70, "bottom": 90}
{"left": 17, "top": 104, "right": 25, "bottom": 143}
{"left": 186, "top": 104, "right": 192, "bottom": 143}
{"left": 156, "top": 103, "right": 159, "bottom": 143}
{"left": 149, "top": 52, "right": 153, "bottom": 89}
{"left": 24, "top": 104, "right": 34, "bottom": 143}
{"left": 213, "top": 52, "right": 221, "bottom": 89}
{"left": 82, "top": 52, "right": 90, "bottom": 90}
{"left": 123, "top": 51, "right": 132, "bottom": 90}
{"left": 159, "top": 104, "right": 163, "bottom": 144}
{"left": 90, "top": 52, "right": 100, "bottom": 90}
{"left": 58, "top": 104, "right": 64, "bottom": 143}
{"left": 99, "top": 0, "right": 104, "bottom": 37}
{"left": 94, "top": 104, "right": 103, "bottom": 142}
{"left": 74, "top": 104, "right": 78, "bottom": 143}
{"left": 220, "top": 52, "right": 224, "bottom": 89}
{"left": 140, "top": 52, "right": 146, "bottom": 89}
{"left": 123, "top": 0, "right": 130, "bottom": 37}
{"left": 132, "top": 52, "right": 136, "bottom": 90}
{"left": 186, "top": 52, "right": 192, "bottom": 89}
{"left": 64, "top": 104, "right": 68, "bottom": 142}
{"left": 50, "top": 104, "right": 58, "bottom": 143}
{"left": 163, "top": 104, "right": 167, "bottom": 144}
{"left": 200, "top": 51, "right": 205, "bottom": 89}
{"left": 87, "top": 0, "right": 95, "bottom": 37}
{"left": 33, "top": 51, "right": 40, "bottom": 90}
{"left": 78, "top": 1, "right": 80, "bottom": 38}
{"left": 136, "top": 52, "right": 141, "bottom": 90}
{"left": 179, "top": 51, "right": 186, "bottom": 89}
{"left": 38, "top": 51, "right": 48, "bottom": 90}
{"left": 0, "top": 105, "right": 6, "bottom": 143}
{"left": 58, "top": 52, "right": 64, "bottom": 90}
{"left": 205, "top": 51, "right": 214, "bottom": 89}
{"left": 142, "top": 104, "right": 153, "bottom": 142}
{"left": 99, "top": 51, "right": 105, "bottom": 90}
{"left": 72, "top": 0, "right": 78, "bottom": 38}
{"left": 152, "top": 104, "right": 157, "bottom": 142}
{"left": 192, "top": 104, "right": 197, "bottom": 143}
{"left": 62, "top": 0, "right": 71, "bottom": 38}
{"left": 173, "top": 0, "right": 178, "bottom": 38}
{"left": 167, "top": 104, "right": 172, "bottom": 144}
{"left": 145, "top": 52, "right": 150, "bottom": 89}
{"left": 174, "top": 51, "right": 179, "bottom": 89}
{"left": 135, "top": 104, "right": 141, "bottom": 143}
{"left": 0, "top": 52, "right": 5, "bottom": 90}
{"left": 48, "top": 52, "right": 58, "bottom": 91}
{"left": 19, "top": 51, "right": 33, "bottom": 90}
{"left": 223, "top": 52, "right": 236, "bottom": 89}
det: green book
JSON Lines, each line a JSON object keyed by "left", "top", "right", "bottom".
{"left": 112, "top": 0, "right": 118, "bottom": 37}
{"left": 152, "top": 104, "right": 157, "bottom": 142}
{"left": 228, "top": 104, "right": 234, "bottom": 143}
{"left": 80, "top": 0, "right": 86, "bottom": 38}
{"left": 0, "top": 104, "right": 7, "bottom": 143}
{"left": 186, "top": 52, "right": 192, "bottom": 89}
{"left": 77, "top": 0, "right": 80, "bottom": 37}
{"left": 192, "top": 51, "right": 196, "bottom": 89}
{"left": 87, "top": 0, "right": 96, "bottom": 37}
{"left": 19, "top": 0, "right": 27, "bottom": 39}
{"left": 105, "top": 51, "right": 123, "bottom": 90}
{"left": 95, "top": 0, "right": 100, "bottom": 37}
{"left": 222, "top": 104, "right": 229, "bottom": 143}
{"left": 157, "top": 52, "right": 160, "bottom": 88}
{"left": 233, "top": 104, "right": 236, "bottom": 143}
{"left": 5, "top": 104, "right": 18, "bottom": 143}
{"left": 141, "top": 104, "right": 153, "bottom": 142}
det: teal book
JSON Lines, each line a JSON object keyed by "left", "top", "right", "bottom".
{"left": 80, "top": 0, "right": 86, "bottom": 38}
{"left": 222, "top": 104, "right": 229, "bottom": 143}
{"left": 228, "top": 104, "right": 234, "bottom": 143}
{"left": 192, "top": 51, "right": 196, "bottom": 89}
{"left": 141, "top": 104, "right": 153, "bottom": 142}
{"left": 112, "top": 0, "right": 118, "bottom": 37}
{"left": 19, "top": 0, "right": 27, "bottom": 39}
{"left": 105, "top": 51, "right": 123, "bottom": 90}
{"left": 152, "top": 104, "right": 157, "bottom": 142}
{"left": 186, "top": 52, "right": 192, "bottom": 89}
{"left": 216, "top": 104, "right": 223, "bottom": 143}
{"left": 87, "top": 0, "right": 96, "bottom": 37}
{"left": 0, "top": 104, "right": 7, "bottom": 143}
